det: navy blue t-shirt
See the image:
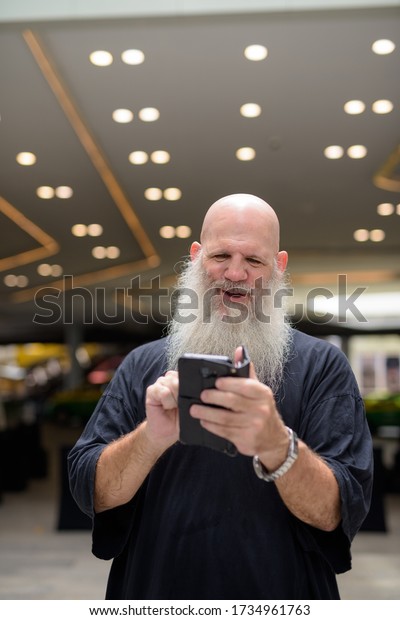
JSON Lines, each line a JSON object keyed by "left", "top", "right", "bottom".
{"left": 68, "top": 329, "right": 373, "bottom": 599}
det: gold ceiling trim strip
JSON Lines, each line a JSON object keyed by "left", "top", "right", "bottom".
{"left": 373, "top": 143, "right": 400, "bottom": 192}
{"left": 22, "top": 29, "right": 160, "bottom": 263}
{"left": 0, "top": 195, "right": 59, "bottom": 272}
{"left": 117, "top": 274, "right": 178, "bottom": 311}
{"left": 10, "top": 257, "right": 158, "bottom": 303}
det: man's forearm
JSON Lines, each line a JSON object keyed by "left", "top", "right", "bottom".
{"left": 94, "top": 421, "right": 164, "bottom": 513}
{"left": 275, "top": 440, "right": 341, "bottom": 531}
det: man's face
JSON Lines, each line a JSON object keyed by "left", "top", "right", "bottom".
{"left": 167, "top": 238, "right": 291, "bottom": 389}
{"left": 191, "top": 212, "right": 284, "bottom": 318}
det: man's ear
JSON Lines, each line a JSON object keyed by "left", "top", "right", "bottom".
{"left": 190, "top": 241, "right": 202, "bottom": 261}
{"left": 276, "top": 250, "right": 288, "bottom": 272}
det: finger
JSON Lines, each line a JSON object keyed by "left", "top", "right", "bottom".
{"left": 233, "top": 347, "right": 257, "bottom": 380}
{"left": 147, "top": 381, "right": 177, "bottom": 410}
{"left": 200, "top": 389, "right": 265, "bottom": 413}
{"left": 159, "top": 384, "right": 178, "bottom": 409}
{"left": 214, "top": 375, "right": 269, "bottom": 400}
{"left": 164, "top": 370, "right": 178, "bottom": 379}
{"left": 159, "top": 374, "right": 179, "bottom": 397}
{"left": 190, "top": 403, "right": 246, "bottom": 428}
{"left": 233, "top": 346, "right": 243, "bottom": 366}
{"left": 199, "top": 388, "right": 245, "bottom": 412}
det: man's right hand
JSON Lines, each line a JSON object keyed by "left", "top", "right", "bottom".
{"left": 144, "top": 370, "right": 180, "bottom": 452}
{"left": 94, "top": 371, "right": 180, "bottom": 513}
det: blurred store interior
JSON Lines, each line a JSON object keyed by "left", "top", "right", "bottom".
{"left": 0, "top": 0, "right": 399, "bottom": 600}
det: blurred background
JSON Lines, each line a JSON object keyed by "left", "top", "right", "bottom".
{"left": 0, "top": 0, "right": 399, "bottom": 600}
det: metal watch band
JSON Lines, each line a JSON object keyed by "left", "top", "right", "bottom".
{"left": 253, "top": 426, "right": 298, "bottom": 482}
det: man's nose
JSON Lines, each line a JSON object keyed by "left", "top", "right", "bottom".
{"left": 224, "top": 259, "right": 247, "bottom": 282}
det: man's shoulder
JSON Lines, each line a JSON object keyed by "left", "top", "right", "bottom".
{"left": 120, "top": 337, "right": 168, "bottom": 372}
{"left": 289, "top": 327, "right": 349, "bottom": 366}
{"left": 283, "top": 328, "right": 361, "bottom": 400}
{"left": 127, "top": 336, "right": 167, "bottom": 358}
{"left": 291, "top": 327, "right": 337, "bottom": 350}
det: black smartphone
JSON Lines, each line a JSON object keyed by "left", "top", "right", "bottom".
{"left": 177, "top": 347, "right": 250, "bottom": 456}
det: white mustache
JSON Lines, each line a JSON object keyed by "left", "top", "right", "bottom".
{"left": 206, "top": 280, "right": 252, "bottom": 295}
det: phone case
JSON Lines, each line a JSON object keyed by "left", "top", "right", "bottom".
{"left": 178, "top": 350, "right": 250, "bottom": 456}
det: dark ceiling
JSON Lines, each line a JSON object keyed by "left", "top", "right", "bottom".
{"left": 0, "top": 5, "right": 399, "bottom": 345}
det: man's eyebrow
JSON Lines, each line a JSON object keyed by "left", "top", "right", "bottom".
{"left": 206, "top": 248, "right": 268, "bottom": 263}
{"left": 205, "top": 248, "right": 230, "bottom": 256}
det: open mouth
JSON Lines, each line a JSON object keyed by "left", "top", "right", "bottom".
{"left": 222, "top": 287, "right": 249, "bottom": 303}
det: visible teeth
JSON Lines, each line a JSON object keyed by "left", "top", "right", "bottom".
{"left": 226, "top": 289, "right": 246, "bottom": 296}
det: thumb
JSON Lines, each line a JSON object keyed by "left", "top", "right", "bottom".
{"left": 233, "top": 346, "right": 244, "bottom": 366}
{"left": 249, "top": 361, "right": 258, "bottom": 380}
{"left": 234, "top": 346, "right": 258, "bottom": 380}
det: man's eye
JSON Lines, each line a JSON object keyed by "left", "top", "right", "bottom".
{"left": 247, "top": 258, "right": 262, "bottom": 266}
{"left": 213, "top": 254, "right": 229, "bottom": 261}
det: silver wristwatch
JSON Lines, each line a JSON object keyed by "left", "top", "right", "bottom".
{"left": 253, "top": 426, "right": 298, "bottom": 482}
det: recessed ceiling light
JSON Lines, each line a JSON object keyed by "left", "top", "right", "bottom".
{"left": 377, "top": 203, "right": 394, "bottom": 216}
{"left": 16, "top": 152, "right": 36, "bottom": 166}
{"left": 106, "top": 246, "right": 120, "bottom": 259}
{"left": 144, "top": 187, "right": 163, "bottom": 201}
{"left": 37, "top": 263, "right": 52, "bottom": 277}
{"left": 347, "top": 145, "right": 367, "bottom": 159}
{"left": 324, "top": 145, "right": 344, "bottom": 160}
{"left": 92, "top": 246, "right": 107, "bottom": 259}
{"left": 372, "top": 99, "right": 394, "bottom": 114}
{"left": 353, "top": 229, "right": 369, "bottom": 242}
{"left": 112, "top": 108, "right": 134, "bottom": 123}
{"left": 370, "top": 229, "right": 385, "bottom": 242}
{"left": 121, "top": 49, "right": 145, "bottom": 65}
{"left": 236, "top": 147, "right": 256, "bottom": 161}
{"left": 4, "top": 274, "right": 28, "bottom": 287}
{"left": 139, "top": 107, "right": 160, "bottom": 122}
{"left": 4, "top": 274, "right": 18, "bottom": 287}
{"left": 55, "top": 186, "right": 73, "bottom": 199}
{"left": 240, "top": 103, "right": 262, "bottom": 118}
{"left": 17, "top": 275, "right": 28, "bottom": 287}
{"left": 150, "top": 150, "right": 170, "bottom": 164}
{"left": 89, "top": 50, "right": 113, "bottom": 66}
{"left": 164, "top": 187, "right": 182, "bottom": 201}
{"left": 371, "top": 39, "right": 395, "bottom": 55}
{"left": 128, "top": 151, "right": 148, "bottom": 165}
{"left": 175, "top": 225, "right": 192, "bottom": 239}
{"left": 36, "top": 186, "right": 55, "bottom": 199}
{"left": 51, "top": 264, "right": 63, "bottom": 277}
{"left": 87, "top": 223, "right": 103, "bottom": 237}
{"left": 71, "top": 224, "right": 87, "bottom": 237}
{"left": 159, "top": 226, "right": 176, "bottom": 239}
{"left": 343, "top": 100, "right": 366, "bottom": 115}
{"left": 244, "top": 44, "right": 268, "bottom": 61}
{"left": 37, "top": 263, "right": 63, "bottom": 277}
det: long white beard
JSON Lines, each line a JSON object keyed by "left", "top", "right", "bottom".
{"left": 166, "top": 254, "right": 292, "bottom": 393}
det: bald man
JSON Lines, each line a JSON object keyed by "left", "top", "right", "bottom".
{"left": 69, "top": 194, "right": 373, "bottom": 600}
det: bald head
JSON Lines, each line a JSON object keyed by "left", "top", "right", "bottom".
{"left": 200, "top": 193, "right": 281, "bottom": 254}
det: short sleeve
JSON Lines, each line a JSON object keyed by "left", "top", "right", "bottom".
{"left": 280, "top": 332, "right": 374, "bottom": 573}
{"left": 68, "top": 339, "right": 167, "bottom": 519}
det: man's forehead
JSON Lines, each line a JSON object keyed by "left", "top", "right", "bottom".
{"left": 200, "top": 200, "right": 280, "bottom": 254}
